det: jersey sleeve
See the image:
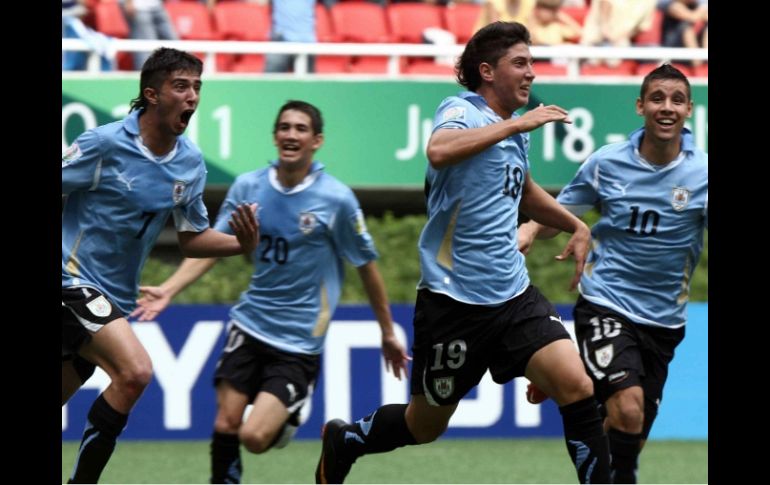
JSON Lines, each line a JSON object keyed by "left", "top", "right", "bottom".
{"left": 331, "top": 189, "right": 378, "bottom": 267}
{"left": 432, "top": 97, "right": 478, "bottom": 132}
{"left": 62, "top": 129, "right": 104, "bottom": 195}
{"left": 556, "top": 154, "right": 601, "bottom": 216}
{"left": 172, "top": 161, "right": 210, "bottom": 232}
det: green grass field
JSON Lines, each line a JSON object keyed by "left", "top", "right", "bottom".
{"left": 62, "top": 438, "right": 707, "bottom": 483}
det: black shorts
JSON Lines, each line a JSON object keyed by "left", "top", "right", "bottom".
{"left": 62, "top": 286, "right": 123, "bottom": 360}
{"left": 574, "top": 296, "right": 685, "bottom": 437}
{"left": 214, "top": 323, "right": 320, "bottom": 412}
{"left": 410, "top": 286, "right": 571, "bottom": 406}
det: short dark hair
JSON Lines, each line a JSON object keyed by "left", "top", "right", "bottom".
{"left": 129, "top": 48, "right": 203, "bottom": 112}
{"left": 273, "top": 100, "right": 324, "bottom": 135}
{"left": 640, "top": 63, "right": 691, "bottom": 101}
{"left": 457, "top": 21, "right": 531, "bottom": 92}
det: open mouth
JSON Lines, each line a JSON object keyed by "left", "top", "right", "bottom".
{"left": 180, "top": 110, "right": 195, "bottom": 126}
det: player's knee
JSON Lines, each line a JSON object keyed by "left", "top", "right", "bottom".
{"left": 608, "top": 391, "right": 644, "bottom": 432}
{"left": 116, "top": 361, "right": 153, "bottom": 399}
{"left": 239, "top": 429, "right": 271, "bottom": 454}
{"left": 214, "top": 413, "right": 242, "bottom": 435}
{"left": 556, "top": 373, "right": 594, "bottom": 405}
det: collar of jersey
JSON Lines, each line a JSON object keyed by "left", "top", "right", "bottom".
{"left": 267, "top": 161, "right": 324, "bottom": 194}
{"left": 629, "top": 127, "right": 695, "bottom": 172}
{"left": 124, "top": 108, "right": 179, "bottom": 164}
{"left": 458, "top": 91, "right": 519, "bottom": 121}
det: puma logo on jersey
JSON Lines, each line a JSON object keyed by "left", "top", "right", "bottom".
{"left": 612, "top": 182, "right": 631, "bottom": 196}
{"left": 117, "top": 171, "right": 138, "bottom": 191}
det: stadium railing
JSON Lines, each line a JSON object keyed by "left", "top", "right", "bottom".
{"left": 61, "top": 38, "right": 708, "bottom": 79}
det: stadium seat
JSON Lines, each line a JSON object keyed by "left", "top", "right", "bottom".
{"left": 404, "top": 62, "right": 455, "bottom": 76}
{"left": 561, "top": 5, "right": 588, "bottom": 26}
{"left": 165, "top": 2, "right": 219, "bottom": 40}
{"left": 330, "top": 2, "right": 392, "bottom": 43}
{"left": 315, "top": 4, "right": 349, "bottom": 73}
{"left": 635, "top": 62, "right": 693, "bottom": 77}
{"left": 532, "top": 61, "right": 567, "bottom": 76}
{"left": 633, "top": 9, "right": 663, "bottom": 46}
{"left": 386, "top": 3, "right": 445, "bottom": 44}
{"left": 331, "top": 2, "right": 392, "bottom": 73}
{"left": 443, "top": 3, "right": 482, "bottom": 44}
{"left": 580, "top": 60, "right": 637, "bottom": 76}
{"left": 93, "top": 1, "right": 129, "bottom": 39}
{"left": 212, "top": 2, "right": 269, "bottom": 72}
{"left": 692, "top": 62, "right": 708, "bottom": 78}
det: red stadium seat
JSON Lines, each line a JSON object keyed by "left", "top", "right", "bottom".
{"left": 93, "top": 1, "right": 129, "bottom": 38}
{"left": 165, "top": 2, "right": 219, "bottom": 40}
{"left": 692, "top": 62, "right": 708, "bottom": 78}
{"left": 315, "top": 4, "right": 349, "bottom": 73}
{"left": 533, "top": 61, "right": 567, "bottom": 76}
{"left": 635, "top": 62, "right": 693, "bottom": 77}
{"left": 330, "top": 2, "right": 391, "bottom": 43}
{"left": 386, "top": 3, "right": 444, "bottom": 44}
{"left": 213, "top": 2, "right": 270, "bottom": 41}
{"left": 443, "top": 3, "right": 482, "bottom": 44}
{"left": 561, "top": 6, "right": 588, "bottom": 26}
{"left": 580, "top": 60, "right": 638, "bottom": 76}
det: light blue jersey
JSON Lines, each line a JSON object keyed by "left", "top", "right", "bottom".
{"left": 214, "top": 162, "right": 378, "bottom": 355}
{"left": 557, "top": 128, "right": 708, "bottom": 328}
{"left": 418, "top": 91, "right": 530, "bottom": 305}
{"left": 62, "top": 109, "right": 210, "bottom": 315}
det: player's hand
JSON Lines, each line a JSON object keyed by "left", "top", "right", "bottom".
{"left": 381, "top": 331, "right": 411, "bottom": 381}
{"left": 131, "top": 286, "right": 172, "bottom": 321}
{"left": 229, "top": 203, "right": 259, "bottom": 255}
{"left": 556, "top": 221, "right": 591, "bottom": 291}
{"left": 515, "top": 103, "right": 572, "bottom": 133}
{"left": 518, "top": 222, "right": 537, "bottom": 255}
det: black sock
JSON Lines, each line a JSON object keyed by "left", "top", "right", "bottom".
{"left": 608, "top": 428, "right": 642, "bottom": 484}
{"left": 341, "top": 404, "right": 417, "bottom": 460}
{"left": 68, "top": 393, "right": 128, "bottom": 483}
{"left": 560, "top": 396, "right": 611, "bottom": 484}
{"left": 210, "top": 432, "right": 242, "bottom": 484}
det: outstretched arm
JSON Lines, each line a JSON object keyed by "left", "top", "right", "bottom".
{"left": 519, "top": 174, "right": 590, "bottom": 290}
{"left": 427, "top": 104, "right": 571, "bottom": 169}
{"left": 178, "top": 203, "right": 259, "bottom": 257}
{"left": 357, "top": 261, "right": 411, "bottom": 380}
{"left": 131, "top": 257, "right": 219, "bottom": 321}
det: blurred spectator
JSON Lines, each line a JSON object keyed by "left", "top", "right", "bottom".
{"left": 529, "top": 0, "right": 582, "bottom": 45}
{"left": 660, "top": 0, "right": 707, "bottom": 59}
{"left": 63, "top": 0, "right": 115, "bottom": 71}
{"left": 264, "top": 0, "right": 317, "bottom": 73}
{"left": 580, "top": 0, "right": 656, "bottom": 66}
{"left": 474, "top": 0, "right": 536, "bottom": 33}
{"left": 120, "top": 0, "right": 179, "bottom": 70}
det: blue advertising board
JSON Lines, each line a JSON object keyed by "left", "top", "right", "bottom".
{"left": 62, "top": 304, "right": 707, "bottom": 440}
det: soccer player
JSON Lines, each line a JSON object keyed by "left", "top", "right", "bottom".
{"left": 315, "top": 22, "right": 610, "bottom": 485}
{"left": 62, "top": 47, "right": 259, "bottom": 483}
{"left": 518, "top": 64, "right": 708, "bottom": 483}
{"left": 131, "top": 100, "right": 410, "bottom": 484}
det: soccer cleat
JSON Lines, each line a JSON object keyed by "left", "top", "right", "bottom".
{"left": 526, "top": 382, "right": 550, "bottom": 404}
{"left": 315, "top": 419, "right": 353, "bottom": 484}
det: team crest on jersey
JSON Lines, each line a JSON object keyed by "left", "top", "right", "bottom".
{"left": 433, "top": 377, "right": 454, "bottom": 399}
{"left": 86, "top": 295, "right": 112, "bottom": 318}
{"left": 62, "top": 142, "right": 82, "bottom": 167}
{"left": 353, "top": 209, "right": 368, "bottom": 235}
{"left": 172, "top": 180, "right": 187, "bottom": 205}
{"left": 299, "top": 212, "right": 318, "bottom": 235}
{"left": 442, "top": 106, "right": 465, "bottom": 122}
{"left": 671, "top": 187, "right": 690, "bottom": 211}
{"left": 594, "top": 344, "right": 614, "bottom": 368}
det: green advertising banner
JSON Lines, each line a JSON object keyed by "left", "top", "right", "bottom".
{"left": 62, "top": 77, "right": 707, "bottom": 190}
